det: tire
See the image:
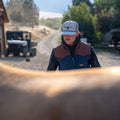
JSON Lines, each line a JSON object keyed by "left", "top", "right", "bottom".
{"left": 23, "top": 48, "right": 28, "bottom": 57}
{"left": 118, "top": 49, "right": 120, "bottom": 54}
{"left": 30, "top": 48, "right": 36, "bottom": 56}
{"left": 5, "top": 48, "right": 9, "bottom": 57}
{"left": 13, "top": 51, "right": 20, "bottom": 56}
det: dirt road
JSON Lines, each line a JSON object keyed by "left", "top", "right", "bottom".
{"left": 37, "top": 30, "right": 60, "bottom": 56}
{"left": 0, "top": 30, "right": 119, "bottom": 71}
{"left": 0, "top": 30, "right": 60, "bottom": 71}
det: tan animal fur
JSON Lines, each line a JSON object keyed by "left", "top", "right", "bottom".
{"left": 0, "top": 63, "right": 120, "bottom": 120}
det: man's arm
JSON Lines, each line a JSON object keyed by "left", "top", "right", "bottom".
{"left": 89, "top": 46, "right": 101, "bottom": 67}
{"left": 47, "top": 49, "right": 58, "bottom": 71}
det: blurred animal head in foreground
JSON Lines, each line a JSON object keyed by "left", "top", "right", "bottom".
{"left": 0, "top": 63, "right": 120, "bottom": 120}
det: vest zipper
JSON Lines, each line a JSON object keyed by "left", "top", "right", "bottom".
{"left": 72, "top": 57, "right": 75, "bottom": 68}
{"left": 63, "top": 44, "right": 76, "bottom": 68}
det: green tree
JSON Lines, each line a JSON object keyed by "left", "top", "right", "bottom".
{"left": 22, "top": 0, "right": 39, "bottom": 28}
{"left": 94, "top": 0, "right": 120, "bottom": 33}
{"left": 114, "top": 0, "right": 120, "bottom": 12}
{"left": 94, "top": 0, "right": 114, "bottom": 13}
{"left": 62, "top": 12, "right": 71, "bottom": 23}
{"left": 6, "top": 0, "right": 39, "bottom": 27}
{"left": 62, "top": 2, "right": 100, "bottom": 43}
{"left": 72, "top": 0, "right": 94, "bottom": 14}
{"left": 72, "top": 0, "right": 92, "bottom": 7}
{"left": 6, "top": 0, "right": 23, "bottom": 22}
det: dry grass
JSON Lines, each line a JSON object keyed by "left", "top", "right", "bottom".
{"left": 5, "top": 23, "right": 51, "bottom": 42}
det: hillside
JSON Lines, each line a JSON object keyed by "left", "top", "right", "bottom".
{"left": 5, "top": 22, "right": 51, "bottom": 42}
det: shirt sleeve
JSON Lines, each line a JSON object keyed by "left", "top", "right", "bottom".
{"left": 89, "top": 46, "right": 101, "bottom": 67}
{"left": 47, "top": 49, "right": 59, "bottom": 71}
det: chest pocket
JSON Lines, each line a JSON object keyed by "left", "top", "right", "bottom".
{"left": 74, "top": 55, "right": 90, "bottom": 68}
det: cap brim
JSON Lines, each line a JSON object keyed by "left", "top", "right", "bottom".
{"left": 61, "top": 31, "right": 77, "bottom": 35}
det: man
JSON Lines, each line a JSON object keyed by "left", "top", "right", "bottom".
{"left": 47, "top": 20, "right": 100, "bottom": 71}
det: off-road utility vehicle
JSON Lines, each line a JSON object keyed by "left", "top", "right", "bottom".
{"left": 109, "top": 31, "right": 120, "bottom": 54}
{"left": 5, "top": 31, "right": 37, "bottom": 57}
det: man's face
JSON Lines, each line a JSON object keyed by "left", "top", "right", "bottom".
{"left": 63, "top": 34, "right": 78, "bottom": 46}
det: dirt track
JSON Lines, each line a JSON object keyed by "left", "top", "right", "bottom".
{"left": 0, "top": 30, "right": 120, "bottom": 71}
{"left": 0, "top": 30, "right": 60, "bottom": 71}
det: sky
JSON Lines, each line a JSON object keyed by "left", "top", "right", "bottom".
{"left": 3, "top": 0, "right": 94, "bottom": 19}
{"left": 3, "top": 0, "right": 94, "bottom": 13}
{"left": 3, "top": 0, "right": 72, "bottom": 13}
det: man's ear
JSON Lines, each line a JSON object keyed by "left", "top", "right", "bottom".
{"left": 76, "top": 31, "right": 80, "bottom": 37}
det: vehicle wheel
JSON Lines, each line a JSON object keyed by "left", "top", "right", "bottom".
{"left": 23, "top": 48, "right": 28, "bottom": 57}
{"left": 30, "top": 48, "right": 37, "bottom": 56}
{"left": 13, "top": 51, "right": 20, "bottom": 56}
{"left": 5, "top": 48, "right": 9, "bottom": 57}
{"left": 118, "top": 49, "right": 120, "bottom": 54}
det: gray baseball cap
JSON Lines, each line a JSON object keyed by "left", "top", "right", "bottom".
{"left": 61, "top": 20, "right": 79, "bottom": 35}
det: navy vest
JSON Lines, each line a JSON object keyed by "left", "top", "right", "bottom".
{"left": 54, "top": 41, "right": 91, "bottom": 70}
